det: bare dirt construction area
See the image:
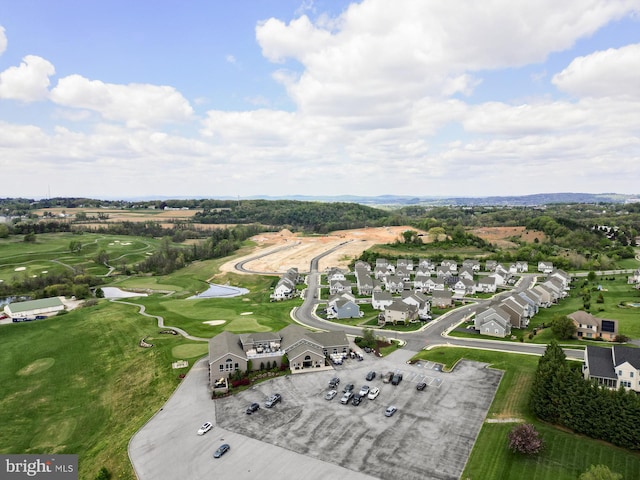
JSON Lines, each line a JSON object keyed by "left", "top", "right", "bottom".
{"left": 470, "top": 226, "right": 546, "bottom": 249}
{"left": 220, "top": 226, "right": 423, "bottom": 274}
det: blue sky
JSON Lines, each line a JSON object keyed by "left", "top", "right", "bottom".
{"left": 1, "top": 0, "right": 639, "bottom": 199}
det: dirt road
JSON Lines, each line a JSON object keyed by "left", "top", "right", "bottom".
{"left": 219, "top": 226, "right": 421, "bottom": 274}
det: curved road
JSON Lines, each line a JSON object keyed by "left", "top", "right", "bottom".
{"left": 266, "top": 243, "right": 585, "bottom": 362}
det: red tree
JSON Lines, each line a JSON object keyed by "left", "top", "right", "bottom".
{"left": 508, "top": 423, "right": 544, "bottom": 455}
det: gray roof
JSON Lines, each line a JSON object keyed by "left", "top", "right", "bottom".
{"left": 585, "top": 345, "right": 616, "bottom": 379}
{"left": 613, "top": 345, "right": 640, "bottom": 370}
{"left": 209, "top": 331, "right": 244, "bottom": 363}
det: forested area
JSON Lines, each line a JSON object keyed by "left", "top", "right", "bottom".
{"left": 530, "top": 341, "right": 640, "bottom": 450}
{"left": 194, "top": 200, "right": 397, "bottom": 233}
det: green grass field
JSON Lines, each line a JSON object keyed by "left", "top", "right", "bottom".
{"left": 0, "top": 232, "right": 164, "bottom": 281}
{"left": 0, "top": 301, "right": 196, "bottom": 480}
{"left": 414, "top": 348, "right": 640, "bottom": 480}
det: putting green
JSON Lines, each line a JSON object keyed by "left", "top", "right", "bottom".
{"left": 172, "top": 343, "right": 208, "bottom": 359}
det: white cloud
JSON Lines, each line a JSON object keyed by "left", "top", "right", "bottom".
{"left": 49, "top": 75, "right": 194, "bottom": 128}
{"left": 0, "top": 26, "right": 7, "bottom": 55}
{"left": 0, "top": 55, "right": 55, "bottom": 102}
{"left": 552, "top": 43, "right": 640, "bottom": 98}
{"left": 254, "top": 0, "right": 640, "bottom": 125}
{"left": 225, "top": 54, "right": 237, "bottom": 64}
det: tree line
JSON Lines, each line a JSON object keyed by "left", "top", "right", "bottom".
{"left": 530, "top": 340, "right": 640, "bottom": 450}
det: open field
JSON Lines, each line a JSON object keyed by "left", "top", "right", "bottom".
{"left": 219, "top": 226, "right": 426, "bottom": 274}
{"left": 469, "top": 226, "right": 546, "bottom": 248}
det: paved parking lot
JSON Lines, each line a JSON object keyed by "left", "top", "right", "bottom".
{"left": 130, "top": 348, "right": 502, "bottom": 480}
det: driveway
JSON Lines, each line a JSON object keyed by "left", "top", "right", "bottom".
{"left": 129, "top": 348, "right": 502, "bottom": 480}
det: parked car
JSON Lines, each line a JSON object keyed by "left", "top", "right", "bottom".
{"left": 213, "top": 443, "right": 230, "bottom": 458}
{"left": 246, "top": 402, "right": 260, "bottom": 414}
{"left": 351, "top": 394, "right": 363, "bottom": 406}
{"left": 265, "top": 393, "right": 281, "bottom": 408}
{"left": 358, "top": 385, "right": 370, "bottom": 397}
{"left": 385, "top": 406, "right": 398, "bottom": 417}
{"left": 197, "top": 421, "right": 213, "bottom": 435}
{"left": 325, "top": 389, "right": 337, "bottom": 400}
{"left": 340, "top": 391, "right": 354, "bottom": 404}
{"left": 365, "top": 371, "right": 376, "bottom": 381}
{"left": 343, "top": 383, "right": 354, "bottom": 393}
{"left": 367, "top": 386, "right": 380, "bottom": 400}
{"left": 329, "top": 377, "right": 340, "bottom": 388}
{"left": 391, "top": 373, "right": 403, "bottom": 386}
{"left": 416, "top": 382, "right": 427, "bottom": 391}
{"left": 382, "top": 371, "right": 393, "bottom": 383}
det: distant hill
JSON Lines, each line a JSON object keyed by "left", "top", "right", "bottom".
{"left": 217, "top": 192, "right": 637, "bottom": 207}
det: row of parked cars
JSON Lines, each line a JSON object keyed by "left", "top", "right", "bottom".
{"left": 326, "top": 374, "right": 397, "bottom": 415}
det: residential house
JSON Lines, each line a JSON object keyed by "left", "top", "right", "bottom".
{"left": 441, "top": 259, "right": 458, "bottom": 273}
{"left": 515, "top": 261, "right": 529, "bottom": 273}
{"left": 500, "top": 295, "right": 534, "bottom": 329}
{"left": 327, "top": 298, "right": 362, "bottom": 319}
{"left": 462, "top": 259, "right": 481, "bottom": 272}
{"left": 381, "top": 299, "right": 418, "bottom": 325}
{"left": 395, "top": 267, "right": 411, "bottom": 282}
{"left": 417, "top": 259, "right": 435, "bottom": 272}
{"left": 354, "top": 260, "right": 371, "bottom": 272}
{"left": 477, "top": 276, "right": 497, "bottom": 293}
{"left": 452, "top": 278, "right": 475, "bottom": 299}
{"left": 401, "top": 291, "right": 431, "bottom": 320}
{"left": 326, "top": 268, "right": 347, "bottom": 282}
{"left": 531, "top": 284, "right": 555, "bottom": 307}
{"left": 329, "top": 279, "right": 352, "bottom": 295}
{"left": 383, "top": 274, "right": 405, "bottom": 293}
{"left": 431, "top": 290, "right": 453, "bottom": 308}
{"left": 488, "top": 271, "right": 506, "bottom": 286}
{"left": 436, "top": 266, "right": 453, "bottom": 278}
{"left": 397, "top": 258, "right": 414, "bottom": 271}
{"left": 474, "top": 306, "right": 512, "bottom": 338}
{"left": 355, "top": 270, "right": 374, "bottom": 295}
{"left": 538, "top": 261, "right": 554, "bottom": 273}
{"left": 458, "top": 267, "right": 475, "bottom": 281}
{"left": 548, "top": 269, "right": 572, "bottom": 291}
{"left": 372, "top": 291, "right": 394, "bottom": 310}
{"left": 568, "top": 310, "right": 618, "bottom": 341}
{"left": 517, "top": 289, "right": 541, "bottom": 312}
{"left": 583, "top": 345, "right": 640, "bottom": 391}
{"left": 485, "top": 260, "right": 498, "bottom": 272}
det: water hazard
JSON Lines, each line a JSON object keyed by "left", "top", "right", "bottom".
{"left": 189, "top": 284, "right": 249, "bottom": 299}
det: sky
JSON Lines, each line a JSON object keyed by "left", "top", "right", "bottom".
{"left": 1, "top": 0, "right": 639, "bottom": 200}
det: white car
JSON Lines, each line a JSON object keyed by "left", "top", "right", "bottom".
{"left": 358, "top": 385, "right": 370, "bottom": 397}
{"left": 325, "top": 389, "right": 337, "bottom": 400}
{"left": 197, "top": 421, "right": 213, "bottom": 435}
{"left": 367, "top": 387, "right": 380, "bottom": 400}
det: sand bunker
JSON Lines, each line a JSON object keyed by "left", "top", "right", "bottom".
{"left": 14, "top": 267, "right": 26, "bottom": 272}
{"left": 203, "top": 320, "right": 226, "bottom": 326}
{"left": 240, "top": 312, "right": 253, "bottom": 315}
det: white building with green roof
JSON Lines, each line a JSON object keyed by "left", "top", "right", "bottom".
{"left": 4, "top": 297, "right": 65, "bottom": 319}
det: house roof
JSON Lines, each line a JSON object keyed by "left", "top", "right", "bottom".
{"left": 613, "top": 345, "right": 640, "bottom": 370}
{"left": 568, "top": 310, "right": 598, "bottom": 327}
{"left": 6, "top": 297, "right": 63, "bottom": 313}
{"left": 585, "top": 345, "right": 616, "bottom": 379}
{"left": 209, "top": 331, "right": 245, "bottom": 363}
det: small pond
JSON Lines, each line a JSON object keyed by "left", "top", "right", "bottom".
{"left": 189, "top": 284, "right": 249, "bottom": 299}
{"left": 102, "top": 287, "right": 148, "bottom": 299}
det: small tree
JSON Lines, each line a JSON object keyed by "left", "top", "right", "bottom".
{"left": 361, "top": 328, "right": 376, "bottom": 350}
{"left": 578, "top": 464, "right": 622, "bottom": 480}
{"left": 550, "top": 315, "right": 576, "bottom": 340}
{"left": 508, "top": 423, "right": 544, "bottom": 455}
{"left": 587, "top": 271, "right": 597, "bottom": 283}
